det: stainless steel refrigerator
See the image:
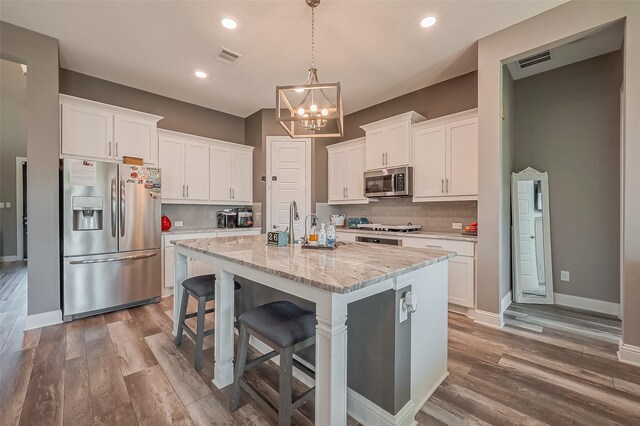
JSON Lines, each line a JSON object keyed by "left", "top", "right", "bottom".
{"left": 61, "top": 159, "right": 162, "bottom": 321}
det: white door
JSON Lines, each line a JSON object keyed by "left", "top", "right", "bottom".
{"left": 365, "top": 128, "right": 385, "bottom": 170}
{"left": 184, "top": 142, "right": 210, "bottom": 201}
{"left": 231, "top": 149, "right": 253, "bottom": 204}
{"left": 209, "top": 145, "right": 232, "bottom": 202}
{"left": 446, "top": 118, "right": 478, "bottom": 196}
{"left": 61, "top": 103, "right": 113, "bottom": 159}
{"left": 384, "top": 121, "right": 410, "bottom": 167}
{"left": 517, "top": 180, "right": 540, "bottom": 291}
{"left": 114, "top": 114, "right": 157, "bottom": 164}
{"left": 158, "top": 136, "right": 185, "bottom": 199}
{"left": 328, "top": 148, "right": 346, "bottom": 202}
{"left": 269, "top": 139, "right": 308, "bottom": 238}
{"left": 345, "top": 144, "right": 365, "bottom": 200}
{"left": 413, "top": 125, "right": 447, "bottom": 198}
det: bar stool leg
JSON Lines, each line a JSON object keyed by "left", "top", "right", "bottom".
{"left": 175, "top": 287, "right": 189, "bottom": 346}
{"left": 229, "top": 323, "right": 250, "bottom": 411}
{"left": 278, "top": 346, "right": 294, "bottom": 426}
{"left": 194, "top": 296, "right": 206, "bottom": 371}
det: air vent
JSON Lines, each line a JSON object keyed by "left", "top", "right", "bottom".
{"left": 518, "top": 51, "right": 551, "bottom": 69}
{"left": 216, "top": 47, "right": 241, "bottom": 64}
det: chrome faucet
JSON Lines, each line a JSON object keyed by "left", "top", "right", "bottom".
{"left": 289, "top": 200, "right": 299, "bottom": 244}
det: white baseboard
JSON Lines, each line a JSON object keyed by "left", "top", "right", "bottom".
{"left": 25, "top": 309, "right": 63, "bottom": 330}
{"left": 413, "top": 372, "right": 449, "bottom": 416}
{"left": 348, "top": 388, "right": 416, "bottom": 426}
{"left": 501, "top": 291, "right": 513, "bottom": 313}
{"left": 448, "top": 303, "right": 475, "bottom": 319}
{"left": 474, "top": 309, "right": 504, "bottom": 328}
{"left": 618, "top": 341, "right": 640, "bottom": 367}
{"left": 554, "top": 293, "right": 620, "bottom": 317}
{"left": 0, "top": 255, "right": 19, "bottom": 262}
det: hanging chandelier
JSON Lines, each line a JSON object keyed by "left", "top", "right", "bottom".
{"left": 276, "top": 0, "right": 343, "bottom": 138}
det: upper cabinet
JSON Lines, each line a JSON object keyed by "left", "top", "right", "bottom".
{"left": 361, "top": 111, "right": 426, "bottom": 171}
{"left": 60, "top": 95, "right": 162, "bottom": 164}
{"left": 327, "top": 138, "right": 368, "bottom": 205}
{"left": 412, "top": 109, "right": 478, "bottom": 202}
{"left": 159, "top": 129, "right": 253, "bottom": 205}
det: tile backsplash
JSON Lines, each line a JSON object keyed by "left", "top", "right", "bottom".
{"left": 334, "top": 198, "right": 477, "bottom": 232}
{"left": 161, "top": 204, "right": 250, "bottom": 228}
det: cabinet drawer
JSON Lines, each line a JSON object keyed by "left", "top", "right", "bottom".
{"left": 402, "top": 237, "right": 474, "bottom": 257}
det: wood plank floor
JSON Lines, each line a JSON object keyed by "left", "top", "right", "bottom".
{"left": 1, "top": 261, "right": 639, "bottom": 425}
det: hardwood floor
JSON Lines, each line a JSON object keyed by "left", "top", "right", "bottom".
{"left": 1, "top": 261, "right": 639, "bottom": 425}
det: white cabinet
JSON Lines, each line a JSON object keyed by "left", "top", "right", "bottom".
{"left": 60, "top": 95, "right": 162, "bottom": 164}
{"left": 412, "top": 110, "right": 478, "bottom": 202}
{"left": 402, "top": 236, "right": 476, "bottom": 308}
{"left": 158, "top": 129, "right": 252, "bottom": 205}
{"left": 327, "top": 138, "right": 368, "bottom": 205}
{"left": 164, "top": 246, "right": 176, "bottom": 288}
{"left": 361, "top": 111, "right": 425, "bottom": 170}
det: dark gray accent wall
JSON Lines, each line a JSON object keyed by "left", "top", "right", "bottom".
{"left": 1, "top": 21, "right": 60, "bottom": 315}
{"left": 59, "top": 69, "right": 245, "bottom": 144}
{"left": 512, "top": 50, "right": 623, "bottom": 303}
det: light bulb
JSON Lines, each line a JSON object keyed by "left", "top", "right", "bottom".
{"left": 194, "top": 70, "right": 207, "bottom": 79}
{"left": 420, "top": 16, "right": 437, "bottom": 28}
{"left": 297, "top": 108, "right": 305, "bottom": 116}
{"left": 221, "top": 17, "right": 238, "bottom": 30}
{"left": 295, "top": 88, "right": 304, "bottom": 93}
{"left": 310, "top": 104, "right": 318, "bottom": 112}
{"left": 321, "top": 109, "right": 329, "bottom": 116}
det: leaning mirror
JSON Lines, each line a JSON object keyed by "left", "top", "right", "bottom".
{"left": 511, "top": 167, "right": 554, "bottom": 304}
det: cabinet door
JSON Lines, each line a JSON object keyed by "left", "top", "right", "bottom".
{"left": 345, "top": 144, "right": 366, "bottom": 200}
{"left": 446, "top": 117, "right": 478, "bottom": 196}
{"left": 184, "top": 141, "right": 210, "bottom": 201}
{"left": 158, "top": 136, "right": 185, "bottom": 200}
{"left": 413, "top": 125, "right": 447, "bottom": 198}
{"left": 209, "top": 145, "right": 233, "bottom": 202}
{"left": 231, "top": 149, "right": 253, "bottom": 204}
{"left": 365, "top": 128, "right": 385, "bottom": 170}
{"left": 164, "top": 246, "right": 175, "bottom": 288}
{"left": 328, "top": 148, "right": 346, "bottom": 202}
{"left": 448, "top": 256, "right": 475, "bottom": 308}
{"left": 114, "top": 115, "right": 157, "bottom": 164}
{"left": 384, "top": 121, "right": 410, "bottom": 167}
{"left": 61, "top": 103, "right": 113, "bottom": 159}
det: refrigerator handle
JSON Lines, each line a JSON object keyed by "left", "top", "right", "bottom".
{"left": 111, "top": 177, "right": 117, "bottom": 238}
{"left": 120, "top": 177, "right": 126, "bottom": 237}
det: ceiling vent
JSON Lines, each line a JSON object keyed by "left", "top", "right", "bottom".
{"left": 518, "top": 51, "right": 551, "bottom": 69}
{"left": 216, "top": 47, "right": 241, "bottom": 65}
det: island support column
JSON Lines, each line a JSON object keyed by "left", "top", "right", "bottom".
{"left": 213, "top": 268, "right": 236, "bottom": 388}
{"left": 315, "top": 291, "right": 349, "bottom": 426}
{"left": 172, "top": 251, "right": 189, "bottom": 337}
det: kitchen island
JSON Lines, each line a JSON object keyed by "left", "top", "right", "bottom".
{"left": 172, "top": 234, "right": 454, "bottom": 426}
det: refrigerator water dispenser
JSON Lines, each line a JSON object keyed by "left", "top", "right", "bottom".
{"left": 72, "top": 196, "right": 103, "bottom": 231}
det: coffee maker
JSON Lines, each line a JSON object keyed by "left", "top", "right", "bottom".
{"left": 235, "top": 208, "right": 253, "bottom": 228}
{"left": 217, "top": 209, "right": 237, "bottom": 229}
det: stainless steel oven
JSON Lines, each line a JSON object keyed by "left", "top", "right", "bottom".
{"left": 364, "top": 166, "right": 412, "bottom": 198}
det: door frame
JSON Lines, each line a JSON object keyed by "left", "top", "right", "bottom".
{"left": 265, "top": 136, "right": 312, "bottom": 232}
{"left": 16, "top": 156, "right": 27, "bottom": 261}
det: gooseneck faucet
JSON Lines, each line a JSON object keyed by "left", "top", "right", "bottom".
{"left": 289, "top": 200, "right": 299, "bottom": 244}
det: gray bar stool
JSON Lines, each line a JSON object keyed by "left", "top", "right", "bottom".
{"left": 175, "top": 274, "right": 241, "bottom": 371}
{"left": 229, "top": 301, "right": 316, "bottom": 426}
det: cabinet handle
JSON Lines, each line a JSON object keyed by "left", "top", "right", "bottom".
{"left": 385, "top": 152, "right": 388, "bottom": 165}
{"left": 232, "top": 188, "right": 235, "bottom": 199}
{"left": 446, "top": 178, "right": 449, "bottom": 193}
{"left": 229, "top": 188, "right": 232, "bottom": 199}
{"left": 346, "top": 187, "right": 348, "bottom": 198}
{"left": 382, "top": 153, "right": 385, "bottom": 166}
{"left": 186, "top": 185, "right": 189, "bottom": 198}
{"left": 442, "top": 179, "right": 445, "bottom": 194}
{"left": 115, "top": 142, "right": 118, "bottom": 157}
{"left": 108, "top": 141, "right": 112, "bottom": 157}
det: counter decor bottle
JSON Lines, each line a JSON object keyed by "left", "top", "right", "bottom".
{"left": 318, "top": 223, "right": 327, "bottom": 246}
{"left": 327, "top": 222, "right": 336, "bottom": 246}
{"left": 309, "top": 219, "right": 319, "bottom": 246}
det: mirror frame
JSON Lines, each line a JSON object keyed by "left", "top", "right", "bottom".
{"left": 511, "top": 167, "right": 554, "bottom": 304}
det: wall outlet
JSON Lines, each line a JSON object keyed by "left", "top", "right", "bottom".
{"left": 174, "top": 221, "right": 184, "bottom": 227}
{"left": 0, "top": 202, "right": 4, "bottom": 209}
{"left": 5, "top": 202, "right": 10, "bottom": 209}
{"left": 561, "top": 270, "right": 570, "bottom": 282}
{"left": 399, "top": 298, "right": 408, "bottom": 323}
{"left": 452, "top": 222, "right": 463, "bottom": 230}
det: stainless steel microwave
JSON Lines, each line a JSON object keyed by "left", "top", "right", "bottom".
{"left": 364, "top": 166, "right": 413, "bottom": 198}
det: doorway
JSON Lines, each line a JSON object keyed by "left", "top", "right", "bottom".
{"left": 265, "top": 136, "right": 312, "bottom": 239}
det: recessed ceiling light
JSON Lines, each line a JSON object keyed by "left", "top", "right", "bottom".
{"left": 420, "top": 16, "right": 437, "bottom": 28}
{"left": 194, "top": 70, "right": 207, "bottom": 79}
{"left": 221, "top": 17, "right": 238, "bottom": 30}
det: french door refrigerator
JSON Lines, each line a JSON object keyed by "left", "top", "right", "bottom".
{"left": 61, "top": 159, "right": 162, "bottom": 321}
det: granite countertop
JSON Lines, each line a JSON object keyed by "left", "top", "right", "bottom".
{"left": 162, "top": 227, "right": 259, "bottom": 235}
{"left": 173, "top": 234, "right": 455, "bottom": 294}
{"left": 335, "top": 228, "right": 477, "bottom": 242}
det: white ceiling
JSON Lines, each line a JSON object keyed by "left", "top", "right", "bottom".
{"left": 0, "top": 1, "right": 564, "bottom": 117}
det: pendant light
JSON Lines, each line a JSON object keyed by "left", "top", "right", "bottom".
{"left": 276, "top": 0, "right": 343, "bottom": 138}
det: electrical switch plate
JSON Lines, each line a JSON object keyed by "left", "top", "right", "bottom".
{"left": 5, "top": 202, "right": 10, "bottom": 209}
{"left": 452, "top": 222, "right": 463, "bottom": 230}
{"left": 561, "top": 271, "right": 570, "bottom": 282}
{"left": 175, "top": 221, "right": 184, "bottom": 227}
{"left": 0, "top": 202, "right": 4, "bottom": 208}
{"left": 399, "top": 298, "right": 408, "bottom": 323}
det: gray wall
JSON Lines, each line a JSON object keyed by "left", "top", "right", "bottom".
{"left": 1, "top": 21, "right": 60, "bottom": 316}
{"left": 59, "top": 69, "right": 245, "bottom": 144}
{"left": 501, "top": 65, "right": 515, "bottom": 301}
{"left": 512, "top": 50, "right": 623, "bottom": 303}
{"left": 0, "top": 59, "right": 27, "bottom": 257}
